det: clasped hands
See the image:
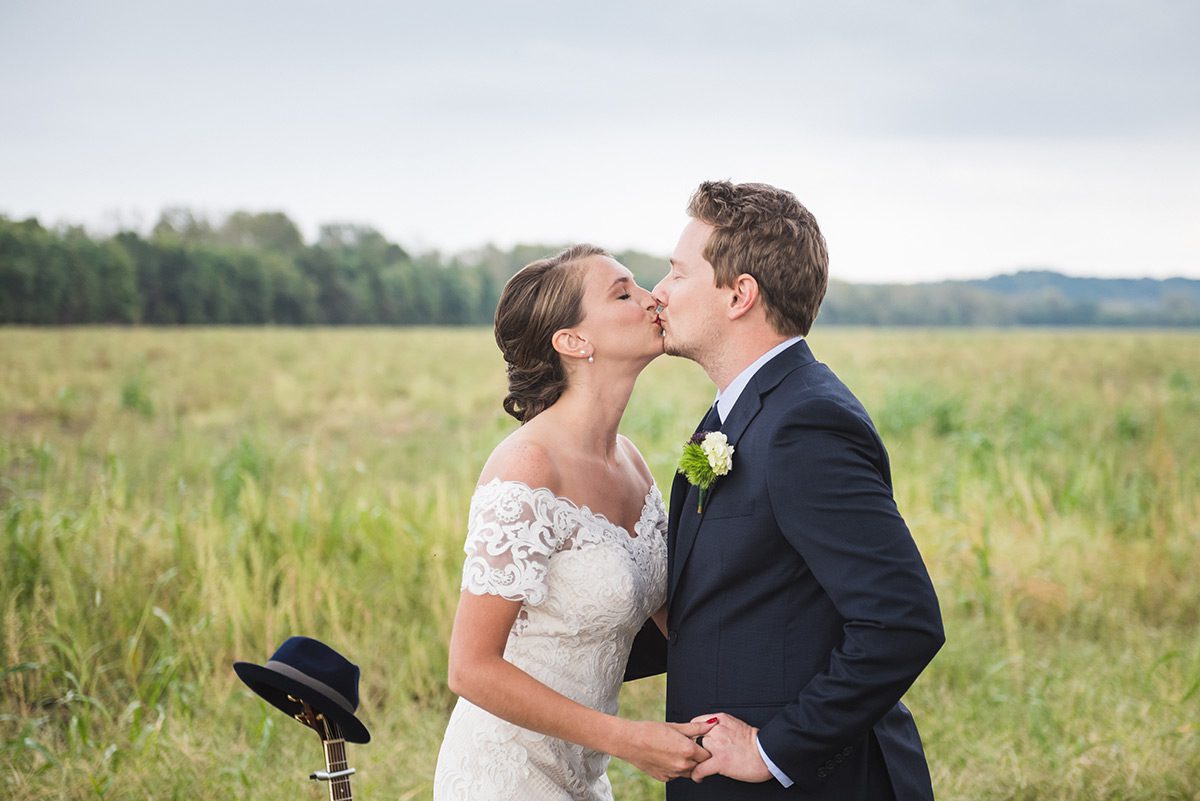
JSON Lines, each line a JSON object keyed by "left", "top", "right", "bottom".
{"left": 625, "top": 712, "right": 772, "bottom": 784}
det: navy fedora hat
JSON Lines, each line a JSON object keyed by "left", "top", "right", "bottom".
{"left": 234, "top": 636, "right": 370, "bottom": 744}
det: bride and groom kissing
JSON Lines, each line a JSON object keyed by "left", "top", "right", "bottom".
{"left": 433, "top": 180, "right": 945, "bottom": 800}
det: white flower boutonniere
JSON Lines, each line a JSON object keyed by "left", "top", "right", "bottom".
{"left": 678, "top": 431, "right": 734, "bottom": 513}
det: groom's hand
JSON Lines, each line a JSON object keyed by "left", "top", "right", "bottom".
{"left": 687, "top": 713, "right": 772, "bottom": 783}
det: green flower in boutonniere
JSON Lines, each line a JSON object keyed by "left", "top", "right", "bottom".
{"left": 678, "top": 431, "right": 734, "bottom": 513}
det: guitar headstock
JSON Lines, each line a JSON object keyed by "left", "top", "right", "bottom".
{"left": 289, "top": 695, "right": 336, "bottom": 741}
{"left": 285, "top": 695, "right": 354, "bottom": 797}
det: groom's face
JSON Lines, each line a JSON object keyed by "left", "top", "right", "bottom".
{"left": 653, "top": 219, "right": 727, "bottom": 360}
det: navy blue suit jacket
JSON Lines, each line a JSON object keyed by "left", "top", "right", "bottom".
{"left": 626, "top": 340, "right": 944, "bottom": 800}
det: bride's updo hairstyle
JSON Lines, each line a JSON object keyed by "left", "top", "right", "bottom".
{"left": 495, "top": 244, "right": 607, "bottom": 423}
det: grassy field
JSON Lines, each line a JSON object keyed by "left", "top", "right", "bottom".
{"left": 2, "top": 326, "right": 1198, "bottom": 800}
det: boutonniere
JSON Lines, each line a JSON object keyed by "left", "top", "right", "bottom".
{"left": 677, "top": 431, "right": 734, "bottom": 513}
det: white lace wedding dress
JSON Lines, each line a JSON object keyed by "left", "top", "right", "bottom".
{"left": 433, "top": 478, "right": 668, "bottom": 801}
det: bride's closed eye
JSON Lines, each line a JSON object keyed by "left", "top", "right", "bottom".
{"left": 617, "top": 293, "right": 631, "bottom": 300}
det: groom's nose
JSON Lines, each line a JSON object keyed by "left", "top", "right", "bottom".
{"left": 651, "top": 278, "right": 668, "bottom": 305}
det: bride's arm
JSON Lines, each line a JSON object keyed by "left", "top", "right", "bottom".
{"left": 652, "top": 605, "right": 668, "bottom": 636}
{"left": 447, "top": 592, "right": 713, "bottom": 782}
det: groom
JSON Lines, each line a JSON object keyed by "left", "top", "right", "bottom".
{"left": 626, "top": 180, "right": 944, "bottom": 800}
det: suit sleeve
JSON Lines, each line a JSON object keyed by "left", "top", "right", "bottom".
{"left": 756, "top": 398, "right": 944, "bottom": 787}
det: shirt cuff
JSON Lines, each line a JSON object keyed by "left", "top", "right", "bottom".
{"left": 755, "top": 734, "right": 794, "bottom": 788}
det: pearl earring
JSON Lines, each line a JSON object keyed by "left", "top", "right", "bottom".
{"left": 587, "top": 355, "right": 594, "bottom": 363}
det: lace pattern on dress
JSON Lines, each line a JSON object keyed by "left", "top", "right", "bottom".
{"left": 461, "top": 478, "right": 664, "bottom": 607}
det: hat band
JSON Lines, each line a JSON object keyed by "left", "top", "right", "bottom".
{"left": 264, "top": 660, "right": 357, "bottom": 716}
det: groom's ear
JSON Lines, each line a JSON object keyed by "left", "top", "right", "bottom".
{"left": 726, "top": 273, "right": 760, "bottom": 321}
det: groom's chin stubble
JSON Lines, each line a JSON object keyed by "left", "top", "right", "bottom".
{"left": 663, "top": 340, "right": 697, "bottom": 361}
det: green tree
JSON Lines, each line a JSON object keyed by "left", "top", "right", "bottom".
{"left": 0, "top": 218, "right": 51, "bottom": 323}
{"left": 94, "top": 239, "right": 140, "bottom": 323}
{"left": 217, "top": 211, "right": 305, "bottom": 256}
{"left": 263, "top": 253, "right": 318, "bottom": 324}
{"left": 152, "top": 207, "right": 215, "bottom": 245}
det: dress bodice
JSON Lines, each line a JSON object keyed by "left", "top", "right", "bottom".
{"left": 461, "top": 478, "right": 668, "bottom": 708}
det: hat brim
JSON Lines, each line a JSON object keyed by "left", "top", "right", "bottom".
{"left": 233, "top": 661, "right": 371, "bottom": 744}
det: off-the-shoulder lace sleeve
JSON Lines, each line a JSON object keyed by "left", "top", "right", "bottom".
{"left": 460, "top": 479, "right": 565, "bottom": 605}
{"left": 649, "top": 486, "right": 668, "bottom": 541}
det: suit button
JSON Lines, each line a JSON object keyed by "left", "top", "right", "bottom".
{"left": 817, "top": 769, "right": 829, "bottom": 779}
{"left": 668, "top": 630, "right": 678, "bottom": 645}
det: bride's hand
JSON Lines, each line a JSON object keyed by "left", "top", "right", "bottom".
{"left": 613, "top": 719, "right": 717, "bottom": 782}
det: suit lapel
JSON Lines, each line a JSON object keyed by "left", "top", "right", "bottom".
{"left": 668, "top": 404, "right": 719, "bottom": 601}
{"left": 668, "top": 340, "right": 817, "bottom": 603}
{"left": 667, "top": 470, "right": 689, "bottom": 582}
{"left": 669, "top": 400, "right": 761, "bottom": 598}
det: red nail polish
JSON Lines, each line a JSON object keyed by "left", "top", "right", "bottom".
{"left": 707, "top": 717, "right": 719, "bottom": 724}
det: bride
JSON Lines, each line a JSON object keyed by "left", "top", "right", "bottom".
{"left": 433, "top": 245, "right": 714, "bottom": 799}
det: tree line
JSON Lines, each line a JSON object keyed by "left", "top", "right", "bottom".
{"left": 2, "top": 210, "right": 1197, "bottom": 326}
{"left": 819, "top": 274, "right": 1200, "bottom": 327}
{"left": 0, "top": 211, "right": 503, "bottom": 325}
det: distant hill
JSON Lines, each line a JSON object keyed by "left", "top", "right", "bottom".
{"left": 820, "top": 270, "right": 1200, "bottom": 327}
{"left": 965, "top": 270, "right": 1200, "bottom": 306}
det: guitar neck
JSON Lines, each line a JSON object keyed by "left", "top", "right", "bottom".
{"left": 321, "top": 735, "right": 353, "bottom": 801}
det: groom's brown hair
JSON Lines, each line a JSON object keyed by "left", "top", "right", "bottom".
{"left": 688, "top": 180, "right": 828, "bottom": 336}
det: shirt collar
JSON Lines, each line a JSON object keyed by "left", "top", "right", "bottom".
{"left": 715, "top": 336, "right": 804, "bottom": 423}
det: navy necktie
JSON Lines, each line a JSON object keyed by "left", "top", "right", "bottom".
{"left": 695, "top": 402, "right": 721, "bottom": 435}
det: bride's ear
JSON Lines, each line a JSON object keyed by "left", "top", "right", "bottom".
{"left": 552, "top": 329, "right": 591, "bottom": 363}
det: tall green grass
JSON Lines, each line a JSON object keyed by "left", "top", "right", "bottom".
{"left": 2, "top": 327, "right": 1198, "bottom": 800}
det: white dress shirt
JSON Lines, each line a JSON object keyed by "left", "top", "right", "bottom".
{"left": 714, "top": 336, "right": 804, "bottom": 424}
{"left": 713, "top": 335, "right": 803, "bottom": 788}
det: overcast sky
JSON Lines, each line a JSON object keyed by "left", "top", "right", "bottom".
{"left": 2, "top": 0, "right": 1197, "bottom": 282}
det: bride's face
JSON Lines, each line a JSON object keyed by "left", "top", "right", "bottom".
{"left": 572, "top": 255, "right": 664, "bottom": 365}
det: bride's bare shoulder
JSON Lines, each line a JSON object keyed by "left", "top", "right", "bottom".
{"left": 477, "top": 430, "right": 562, "bottom": 492}
{"left": 616, "top": 434, "right": 654, "bottom": 488}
